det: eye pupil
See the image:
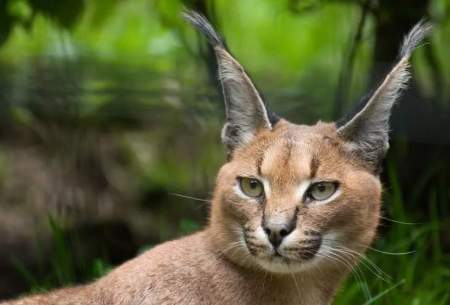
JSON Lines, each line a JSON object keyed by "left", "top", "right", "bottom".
{"left": 317, "top": 184, "right": 326, "bottom": 192}
{"left": 250, "top": 180, "right": 258, "bottom": 188}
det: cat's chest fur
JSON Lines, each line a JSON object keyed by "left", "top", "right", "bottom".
{"left": 93, "top": 232, "right": 334, "bottom": 305}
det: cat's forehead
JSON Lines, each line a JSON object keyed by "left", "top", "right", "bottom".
{"left": 234, "top": 120, "right": 341, "bottom": 179}
{"left": 275, "top": 120, "right": 337, "bottom": 141}
{"left": 262, "top": 120, "right": 338, "bottom": 152}
{"left": 264, "top": 124, "right": 335, "bottom": 172}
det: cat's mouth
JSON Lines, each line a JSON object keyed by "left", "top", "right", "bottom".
{"left": 279, "top": 240, "right": 321, "bottom": 261}
{"left": 273, "top": 239, "right": 321, "bottom": 262}
{"left": 243, "top": 233, "right": 322, "bottom": 272}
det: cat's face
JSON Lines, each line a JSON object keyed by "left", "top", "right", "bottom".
{"left": 184, "top": 11, "right": 429, "bottom": 274}
{"left": 213, "top": 120, "right": 381, "bottom": 273}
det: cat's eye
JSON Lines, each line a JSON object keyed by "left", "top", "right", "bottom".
{"left": 307, "top": 182, "right": 338, "bottom": 201}
{"left": 238, "top": 177, "right": 264, "bottom": 198}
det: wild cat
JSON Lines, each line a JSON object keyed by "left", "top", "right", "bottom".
{"left": 1, "top": 10, "right": 431, "bottom": 305}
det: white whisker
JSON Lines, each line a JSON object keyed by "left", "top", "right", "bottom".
{"left": 169, "top": 192, "right": 211, "bottom": 203}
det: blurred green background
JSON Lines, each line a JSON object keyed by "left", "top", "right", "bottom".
{"left": 0, "top": 0, "right": 449, "bottom": 304}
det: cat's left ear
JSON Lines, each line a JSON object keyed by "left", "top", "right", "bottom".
{"left": 336, "top": 21, "right": 432, "bottom": 171}
{"left": 184, "top": 10, "right": 275, "bottom": 154}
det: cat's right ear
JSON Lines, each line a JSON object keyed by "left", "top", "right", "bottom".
{"left": 184, "top": 10, "right": 274, "bottom": 154}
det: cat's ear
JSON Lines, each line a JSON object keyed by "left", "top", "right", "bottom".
{"left": 336, "top": 21, "right": 432, "bottom": 171}
{"left": 184, "top": 10, "right": 275, "bottom": 154}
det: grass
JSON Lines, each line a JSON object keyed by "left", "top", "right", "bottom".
{"left": 11, "top": 216, "right": 112, "bottom": 294}
{"left": 10, "top": 160, "right": 450, "bottom": 304}
{"left": 334, "top": 159, "right": 450, "bottom": 305}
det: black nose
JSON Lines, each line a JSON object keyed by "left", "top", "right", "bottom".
{"left": 263, "top": 224, "right": 294, "bottom": 248}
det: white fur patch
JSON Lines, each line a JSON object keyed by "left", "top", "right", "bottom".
{"left": 261, "top": 177, "right": 271, "bottom": 198}
{"left": 255, "top": 225, "right": 271, "bottom": 244}
{"left": 318, "top": 232, "right": 340, "bottom": 252}
{"left": 296, "top": 180, "right": 312, "bottom": 201}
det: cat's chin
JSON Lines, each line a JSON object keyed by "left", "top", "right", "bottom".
{"left": 254, "top": 254, "right": 321, "bottom": 274}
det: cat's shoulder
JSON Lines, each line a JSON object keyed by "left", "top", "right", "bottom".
{"left": 93, "top": 231, "right": 232, "bottom": 304}
{"left": 109, "top": 231, "right": 212, "bottom": 275}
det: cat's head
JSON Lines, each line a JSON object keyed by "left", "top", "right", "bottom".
{"left": 185, "top": 11, "right": 430, "bottom": 274}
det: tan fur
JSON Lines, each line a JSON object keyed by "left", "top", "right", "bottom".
{"left": 1, "top": 120, "right": 382, "bottom": 305}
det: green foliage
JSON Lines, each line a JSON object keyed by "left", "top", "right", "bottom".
{"left": 179, "top": 218, "right": 201, "bottom": 234}
{"left": 11, "top": 216, "right": 112, "bottom": 293}
{"left": 333, "top": 161, "right": 450, "bottom": 305}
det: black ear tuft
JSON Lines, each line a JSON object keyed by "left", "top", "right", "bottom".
{"left": 183, "top": 9, "right": 224, "bottom": 47}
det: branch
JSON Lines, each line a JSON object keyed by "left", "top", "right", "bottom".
{"left": 333, "top": 0, "right": 373, "bottom": 118}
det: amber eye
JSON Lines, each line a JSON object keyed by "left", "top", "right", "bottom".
{"left": 307, "top": 182, "right": 338, "bottom": 201}
{"left": 239, "top": 177, "right": 264, "bottom": 198}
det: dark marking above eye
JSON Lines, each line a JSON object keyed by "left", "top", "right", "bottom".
{"left": 283, "top": 139, "right": 293, "bottom": 166}
{"left": 310, "top": 156, "right": 320, "bottom": 179}
{"left": 256, "top": 154, "right": 264, "bottom": 176}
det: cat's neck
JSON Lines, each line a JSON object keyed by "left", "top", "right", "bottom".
{"left": 203, "top": 224, "right": 347, "bottom": 305}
